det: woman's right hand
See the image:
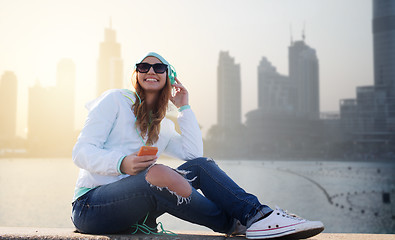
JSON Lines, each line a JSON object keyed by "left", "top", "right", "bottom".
{"left": 120, "top": 152, "right": 158, "bottom": 175}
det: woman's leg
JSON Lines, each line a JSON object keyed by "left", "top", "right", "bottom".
{"left": 71, "top": 171, "right": 157, "bottom": 234}
{"left": 177, "top": 157, "right": 273, "bottom": 228}
{"left": 174, "top": 158, "right": 324, "bottom": 240}
{"left": 72, "top": 165, "right": 235, "bottom": 234}
{"left": 145, "top": 164, "right": 235, "bottom": 234}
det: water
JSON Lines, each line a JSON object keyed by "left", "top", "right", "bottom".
{"left": 0, "top": 158, "right": 394, "bottom": 233}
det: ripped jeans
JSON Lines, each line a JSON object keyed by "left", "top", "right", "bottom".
{"left": 71, "top": 157, "right": 272, "bottom": 234}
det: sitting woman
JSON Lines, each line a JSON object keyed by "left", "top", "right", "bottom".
{"left": 71, "top": 52, "right": 324, "bottom": 239}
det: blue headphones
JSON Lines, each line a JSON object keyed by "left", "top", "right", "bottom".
{"left": 168, "top": 64, "right": 177, "bottom": 85}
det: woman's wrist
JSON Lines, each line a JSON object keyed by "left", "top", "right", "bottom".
{"left": 178, "top": 105, "right": 191, "bottom": 112}
{"left": 118, "top": 155, "right": 127, "bottom": 175}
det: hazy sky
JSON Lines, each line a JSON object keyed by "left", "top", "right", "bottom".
{"left": 0, "top": 0, "right": 373, "bottom": 138}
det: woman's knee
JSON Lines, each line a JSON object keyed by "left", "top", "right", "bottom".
{"left": 145, "top": 164, "right": 192, "bottom": 198}
{"left": 189, "top": 157, "right": 216, "bottom": 166}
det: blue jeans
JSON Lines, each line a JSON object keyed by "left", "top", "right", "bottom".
{"left": 71, "top": 157, "right": 272, "bottom": 234}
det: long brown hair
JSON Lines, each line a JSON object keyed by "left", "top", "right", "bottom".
{"left": 132, "top": 70, "right": 172, "bottom": 145}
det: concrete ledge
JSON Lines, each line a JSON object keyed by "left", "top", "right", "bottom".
{"left": 0, "top": 228, "right": 394, "bottom": 240}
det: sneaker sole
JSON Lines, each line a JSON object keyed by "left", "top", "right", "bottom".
{"left": 246, "top": 226, "right": 324, "bottom": 239}
{"left": 279, "top": 226, "right": 324, "bottom": 239}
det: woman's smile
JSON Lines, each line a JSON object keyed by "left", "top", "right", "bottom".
{"left": 144, "top": 78, "right": 159, "bottom": 82}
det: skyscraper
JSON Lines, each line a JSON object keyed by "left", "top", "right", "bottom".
{"left": 0, "top": 71, "right": 17, "bottom": 140}
{"left": 288, "top": 40, "right": 320, "bottom": 120}
{"left": 56, "top": 59, "right": 76, "bottom": 140}
{"left": 373, "top": 0, "right": 395, "bottom": 92}
{"left": 373, "top": 0, "right": 395, "bottom": 131}
{"left": 217, "top": 51, "right": 241, "bottom": 128}
{"left": 258, "top": 57, "right": 293, "bottom": 113}
{"left": 339, "top": 0, "right": 395, "bottom": 155}
{"left": 27, "top": 59, "right": 76, "bottom": 156}
{"left": 243, "top": 37, "right": 321, "bottom": 158}
{"left": 28, "top": 81, "right": 57, "bottom": 152}
{"left": 97, "top": 22, "right": 123, "bottom": 96}
{"left": 255, "top": 38, "right": 319, "bottom": 118}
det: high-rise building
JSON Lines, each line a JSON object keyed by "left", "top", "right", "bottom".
{"left": 27, "top": 59, "right": 76, "bottom": 156}
{"left": 373, "top": 0, "right": 395, "bottom": 131}
{"left": 243, "top": 38, "right": 321, "bottom": 158}
{"left": 28, "top": 81, "right": 57, "bottom": 152}
{"left": 288, "top": 40, "right": 320, "bottom": 120}
{"left": 255, "top": 38, "right": 319, "bottom": 118}
{"left": 340, "top": 99, "right": 358, "bottom": 134}
{"left": 373, "top": 0, "right": 395, "bottom": 92}
{"left": 258, "top": 57, "right": 293, "bottom": 114}
{"left": 217, "top": 51, "right": 241, "bottom": 128}
{"left": 0, "top": 71, "right": 17, "bottom": 140}
{"left": 339, "top": 0, "right": 395, "bottom": 155}
{"left": 97, "top": 22, "right": 123, "bottom": 96}
{"left": 56, "top": 59, "right": 76, "bottom": 139}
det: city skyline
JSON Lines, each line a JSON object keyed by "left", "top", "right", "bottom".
{"left": 0, "top": 0, "right": 373, "bottom": 138}
{"left": 257, "top": 39, "right": 320, "bottom": 119}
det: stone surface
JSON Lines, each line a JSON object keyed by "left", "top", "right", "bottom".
{"left": 0, "top": 228, "right": 394, "bottom": 240}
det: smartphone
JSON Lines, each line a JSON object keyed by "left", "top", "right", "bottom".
{"left": 137, "top": 146, "right": 158, "bottom": 156}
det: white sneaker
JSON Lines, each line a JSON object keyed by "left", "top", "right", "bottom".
{"left": 246, "top": 206, "right": 324, "bottom": 239}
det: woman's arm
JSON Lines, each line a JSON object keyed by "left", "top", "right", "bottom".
{"left": 164, "top": 108, "right": 204, "bottom": 160}
{"left": 166, "top": 78, "right": 203, "bottom": 159}
{"left": 72, "top": 91, "right": 128, "bottom": 176}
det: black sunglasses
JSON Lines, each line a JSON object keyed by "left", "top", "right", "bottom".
{"left": 136, "top": 63, "right": 168, "bottom": 74}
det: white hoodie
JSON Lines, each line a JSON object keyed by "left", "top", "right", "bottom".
{"left": 72, "top": 89, "right": 203, "bottom": 197}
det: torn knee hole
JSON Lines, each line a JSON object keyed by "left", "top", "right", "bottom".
{"left": 146, "top": 164, "right": 192, "bottom": 199}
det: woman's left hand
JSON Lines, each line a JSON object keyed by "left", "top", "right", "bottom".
{"left": 170, "top": 77, "right": 189, "bottom": 108}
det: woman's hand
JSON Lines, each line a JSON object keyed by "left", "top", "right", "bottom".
{"left": 120, "top": 152, "right": 157, "bottom": 175}
{"left": 170, "top": 77, "right": 189, "bottom": 108}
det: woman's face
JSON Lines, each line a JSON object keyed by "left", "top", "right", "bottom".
{"left": 137, "top": 56, "right": 167, "bottom": 93}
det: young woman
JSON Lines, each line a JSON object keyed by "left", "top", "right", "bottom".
{"left": 71, "top": 52, "right": 324, "bottom": 239}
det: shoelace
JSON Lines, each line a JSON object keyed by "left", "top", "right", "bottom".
{"left": 130, "top": 213, "right": 177, "bottom": 236}
{"left": 277, "top": 207, "right": 305, "bottom": 221}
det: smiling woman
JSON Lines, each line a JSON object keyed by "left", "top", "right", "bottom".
{"left": 70, "top": 52, "right": 324, "bottom": 239}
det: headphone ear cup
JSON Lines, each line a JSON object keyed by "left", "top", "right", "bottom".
{"left": 169, "top": 74, "right": 175, "bottom": 85}
{"left": 169, "top": 65, "right": 177, "bottom": 85}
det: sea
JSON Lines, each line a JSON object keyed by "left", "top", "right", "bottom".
{"left": 0, "top": 158, "right": 394, "bottom": 234}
